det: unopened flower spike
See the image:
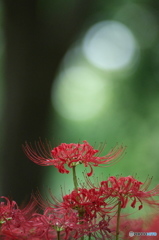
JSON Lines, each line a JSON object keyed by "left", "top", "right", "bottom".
{"left": 23, "top": 140, "right": 126, "bottom": 177}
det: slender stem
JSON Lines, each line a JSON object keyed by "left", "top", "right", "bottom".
{"left": 88, "top": 233, "right": 92, "bottom": 240}
{"left": 72, "top": 166, "right": 78, "bottom": 190}
{"left": 57, "top": 231, "right": 61, "bottom": 240}
{"left": 116, "top": 201, "right": 121, "bottom": 240}
{"left": 73, "top": 166, "right": 84, "bottom": 239}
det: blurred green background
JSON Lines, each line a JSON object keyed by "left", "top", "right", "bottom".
{"left": 0, "top": 0, "right": 159, "bottom": 208}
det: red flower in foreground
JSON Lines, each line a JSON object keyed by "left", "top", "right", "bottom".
{"left": 0, "top": 197, "right": 45, "bottom": 239}
{"left": 40, "top": 207, "right": 80, "bottom": 240}
{"left": 61, "top": 188, "right": 109, "bottom": 220}
{"left": 100, "top": 176, "right": 159, "bottom": 210}
{"left": 23, "top": 140, "right": 125, "bottom": 176}
{"left": 34, "top": 188, "right": 112, "bottom": 240}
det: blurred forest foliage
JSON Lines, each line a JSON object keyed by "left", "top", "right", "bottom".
{"left": 0, "top": 0, "right": 159, "bottom": 206}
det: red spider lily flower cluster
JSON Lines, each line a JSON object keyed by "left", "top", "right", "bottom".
{"left": 1, "top": 140, "right": 159, "bottom": 239}
{"left": 29, "top": 177, "right": 159, "bottom": 239}
{"left": 100, "top": 176, "right": 159, "bottom": 210}
{"left": 33, "top": 188, "right": 113, "bottom": 240}
{"left": 61, "top": 188, "right": 109, "bottom": 219}
{"left": 23, "top": 140, "right": 125, "bottom": 176}
{"left": 0, "top": 196, "right": 46, "bottom": 239}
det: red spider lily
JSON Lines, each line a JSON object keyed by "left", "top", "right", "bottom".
{"left": 43, "top": 207, "right": 78, "bottom": 230}
{"left": 77, "top": 217, "right": 112, "bottom": 240}
{"left": 32, "top": 188, "right": 113, "bottom": 239}
{"left": 23, "top": 140, "right": 125, "bottom": 176}
{"left": 34, "top": 187, "right": 110, "bottom": 220}
{"left": 0, "top": 197, "right": 17, "bottom": 224}
{"left": 61, "top": 188, "right": 111, "bottom": 220}
{"left": 0, "top": 197, "right": 46, "bottom": 240}
{"left": 100, "top": 176, "right": 159, "bottom": 210}
{"left": 75, "top": 217, "right": 112, "bottom": 240}
{"left": 40, "top": 207, "right": 80, "bottom": 240}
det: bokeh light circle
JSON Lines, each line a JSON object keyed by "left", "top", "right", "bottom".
{"left": 83, "top": 20, "right": 139, "bottom": 71}
{"left": 52, "top": 66, "right": 109, "bottom": 121}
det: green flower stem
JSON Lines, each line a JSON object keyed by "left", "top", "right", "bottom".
{"left": 72, "top": 166, "right": 84, "bottom": 239}
{"left": 57, "top": 231, "right": 61, "bottom": 240}
{"left": 88, "top": 233, "right": 92, "bottom": 239}
{"left": 116, "top": 201, "right": 121, "bottom": 240}
{"left": 72, "top": 166, "right": 78, "bottom": 190}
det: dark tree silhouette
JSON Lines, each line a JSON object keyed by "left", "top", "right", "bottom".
{"left": 1, "top": 0, "right": 96, "bottom": 204}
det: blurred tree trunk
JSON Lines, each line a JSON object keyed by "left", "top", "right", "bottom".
{"left": 1, "top": 0, "right": 96, "bottom": 204}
